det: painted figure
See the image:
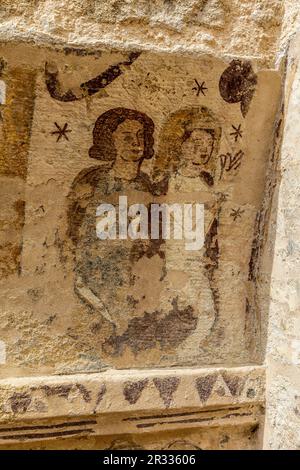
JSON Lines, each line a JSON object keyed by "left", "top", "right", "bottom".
{"left": 67, "top": 108, "right": 158, "bottom": 338}
{"left": 152, "top": 107, "right": 223, "bottom": 358}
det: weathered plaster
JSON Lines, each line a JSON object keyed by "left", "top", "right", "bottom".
{"left": 0, "top": 365, "right": 264, "bottom": 449}
{"left": 0, "top": 0, "right": 299, "bottom": 451}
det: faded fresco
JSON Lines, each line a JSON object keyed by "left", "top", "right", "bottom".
{"left": 0, "top": 45, "right": 281, "bottom": 375}
{"left": 58, "top": 55, "right": 277, "bottom": 368}
{"left": 0, "top": 34, "right": 282, "bottom": 450}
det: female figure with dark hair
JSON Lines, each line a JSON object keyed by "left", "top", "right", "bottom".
{"left": 88, "top": 107, "right": 154, "bottom": 178}
{"left": 67, "top": 108, "right": 162, "bottom": 341}
{"left": 68, "top": 108, "right": 155, "bottom": 244}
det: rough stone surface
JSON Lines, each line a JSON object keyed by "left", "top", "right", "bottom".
{"left": 0, "top": 1, "right": 285, "bottom": 66}
{"left": 264, "top": 31, "right": 300, "bottom": 450}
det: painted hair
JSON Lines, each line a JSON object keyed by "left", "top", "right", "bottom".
{"left": 153, "top": 107, "right": 222, "bottom": 181}
{"left": 89, "top": 107, "right": 154, "bottom": 167}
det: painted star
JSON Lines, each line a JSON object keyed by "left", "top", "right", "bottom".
{"left": 51, "top": 122, "right": 72, "bottom": 142}
{"left": 230, "top": 208, "right": 245, "bottom": 221}
{"left": 230, "top": 124, "right": 243, "bottom": 142}
{"left": 192, "top": 79, "right": 208, "bottom": 97}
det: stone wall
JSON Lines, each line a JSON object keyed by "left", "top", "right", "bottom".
{"left": 0, "top": 1, "right": 284, "bottom": 65}
{"left": 264, "top": 30, "right": 300, "bottom": 450}
{"left": 0, "top": 0, "right": 299, "bottom": 450}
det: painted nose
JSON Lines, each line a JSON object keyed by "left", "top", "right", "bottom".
{"left": 133, "top": 132, "right": 142, "bottom": 147}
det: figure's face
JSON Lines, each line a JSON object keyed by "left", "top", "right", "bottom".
{"left": 113, "top": 119, "right": 145, "bottom": 162}
{"left": 181, "top": 128, "right": 214, "bottom": 167}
